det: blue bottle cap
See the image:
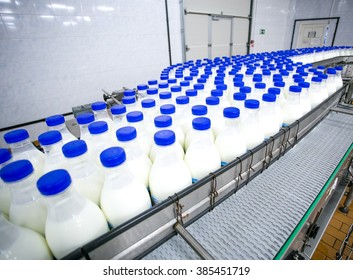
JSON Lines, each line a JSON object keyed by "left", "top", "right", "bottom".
{"left": 294, "top": 77, "right": 305, "bottom": 83}
{"left": 244, "top": 99, "right": 260, "bottom": 109}
{"left": 116, "top": 126, "right": 137, "bottom": 141}
{"left": 233, "top": 92, "right": 247, "bottom": 101}
{"left": 223, "top": 107, "right": 240, "bottom": 118}
{"left": 122, "top": 96, "right": 136, "bottom": 105}
{"left": 168, "top": 78, "right": 177, "bottom": 84}
{"left": 160, "top": 104, "right": 176, "bottom": 115}
{"left": 111, "top": 104, "right": 127, "bottom": 115}
{"left": 175, "top": 73, "right": 183, "bottom": 78}
{"left": 137, "top": 84, "right": 148, "bottom": 91}
{"left": 240, "top": 86, "right": 251, "bottom": 94}
{"left": 147, "top": 88, "right": 158, "bottom": 95}
{"left": 192, "top": 117, "right": 211, "bottom": 130}
{"left": 234, "top": 81, "right": 245, "bottom": 87}
{"left": 124, "top": 89, "right": 136, "bottom": 97}
{"left": 311, "top": 76, "right": 322, "bottom": 83}
{"left": 126, "top": 111, "right": 144, "bottom": 122}
{"left": 192, "top": 105, "right": 207, "bottom": 116}
{"left": 211, "top": 89, "right": 223, "bottom": 97}
{"left": 176, "top": 96, "right": 189, "bottom": 105}
{"left": 159, "top": 92, "right": 172, "bottom": 100}
{"left": 0, "top": 148, "right": 11, "bottom": 165}
{"left": 38, "top": 130, "right": 62, "bottom": 146}
{"left": 216, "top": 84, "right": 227, "bottom": 91}
{"left": 148, "top": 79, "right": 158, "bottom": 85}
{"left": 154, "top": 115, "right": 172, "bottom": 128}
{"left": 335, "top": 66, "right": 343, "bottom": 71}
{"left": 262, "top": 93, "right": 276, "bottom": 102}
{"left": 0, "top": 159, "right": 34, "bottom": 183}
{"left": 141, "top": 99, "right": 156, "bottom": 108}
{"left": 160, "top": 75, "right": 169, "bottom": 81}
{"left": 170, "top": 85, "right": 182, "bottom": 92}
{"left": 206, "top": 96, "right": 220, "bottom": 105}
{"left": 197, "top": 78, "right": 207, "bottom": 83}
{"left": 159, "top": 82, "right": 169, "bottom": 89}
{"left": 298, "top": 82, "right": 310, "bottom": 88}
{"left": 180, "top": 81, "right": 190, "bottom": 87}
{"left": 88, "top": 121, "right": 108, "bottom": 134}
{"left": 274, "top": 81, "right": 285, "bottom": 87}
{"left": 184, "top": 76, "right": 193, "bottom": 81}
{"left": 91, "top": 101, "right": 107, "bottom": 111}
{"left": 76, "top": 112, "right": 95, "bottom": 125}
{"left": 37, "top": 169, "right": 72, "bottom": 196}
{"left": 100, "top": 147, "right": 126, "bottom": 168}
{"left": 268, "top": 87, "right": 280, "bottom": 95}
{"left": 289, "top": 85, "right": 302, "bottom": 93}
{"left": 154, "top": 130, "right": 176, "bottom": 146}
{"left": 317, "top": 65, "right": 325, "bottom": 70}
{"left": 326, "top": 68, "right": 336, "bottom": 74}
{"left": 62, "top": 140, "right": 87, "bottom": 158}
{"left": 252, "top": 76, "right": 262, "bottom": 82}
{"left": 194, "top": 83, "right": 204, "bottom": 90}
{"left": 46, "top": 115, "right": 65, "bottom": 126}
{"left": 4, "top": 129, "right": 30, "bottom": 144}
{"left": 186, "top": 89, "right": 197, "bottom": 97}
{"left": 255, "top": 82, "right": 266, "bottom": 89}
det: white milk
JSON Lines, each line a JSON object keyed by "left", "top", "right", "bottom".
{"left": 215, "top": 107, "right": 247, "bottom": 165}
{"left": 91, "top": 101, "right": 113, "bottom": 130}
{"left": 100, "top": 147, "right": 152, "bottom": 227}
{"left": 282, "top": 86, "right": 304, "bottom": 126}
{"left": 248, "top": 82, "right": 266, "bottom": 102}
{"left": 308, "top": 77, "right": 324, "bottom": 108}
{"left": 38, "top": 130, "right": 66, "bottom": 173}
{"left": 298, "top": 82, "right": 312, "bottom": 115}
{"left": 1, "top": 160, "right": 47, "bottom": 235}
{"left": 76, "top": 112, "right": 95, "bottom": 142}
{"left": 116, "top": 126, "right": 152, "bottom": 188}
{"left": 267, "top": 87, "right": 284, "bottom": 128}
{"left": 230, "top": 92, "right": 246, "bottom": 114}
{"left": 334, "top": 66, "right": 343, "bottom": 89}
{"left": 184, "top": 117, "right": 221, "bottom": 182}
{"left": 37, "top": 169, "right": 109, "bottom": 259}
{"left": 0, "top": 213, "right": 53, "bottom": 260}
{"left": 110, "top": 104, "right": 127, "bottom": 142}
{"left": 4, "top": 129, "right": 45, "bottom": 180}
{"left": 0, "top": 148, "right": 12, "bottom": 215}
{"left": 205, "top": 96, "right": 225, "bottom": 137}
{"left": 258, "top": 94, "right": 280, "bottom": 138}
{"left": 175, "top": 96, "right": 191, "bottom": 134}
{"left": 62, "top": 140, "right": 105, "bottom": 206}
{"left": 45, "top": 114, "right": 76, "bottom": 144}
{"left": 149, "top": 130, "right": 192, "bottom": 203}
{"left": 241, "top": 99, "right": 265, "bottom": 150}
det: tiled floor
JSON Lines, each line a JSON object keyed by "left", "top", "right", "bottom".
{"left": 312, "top": 185, "right": 353, "bottom": 260}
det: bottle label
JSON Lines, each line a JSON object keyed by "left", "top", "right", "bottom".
{"left": 192, "top": 178, "right": 198, "bottom": 183}
{"left": 221, "top": 161, "right": 228, "bottom": 166}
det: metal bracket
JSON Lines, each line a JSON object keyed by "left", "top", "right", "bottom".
{"left": 209, "top": 172, "right": 218, "bottom": 211}
{"left": 173, "top": 195, "right": 184, "bottom": 225}
{"left": 234, "top": 157, "right": 244, "bottom": 194}
{"left": 245, "top": 150, "right": 255, "bottom": 185}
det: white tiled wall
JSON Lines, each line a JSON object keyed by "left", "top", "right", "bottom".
{"left": 0, "top": 0, "right": 182, "bottom": 146}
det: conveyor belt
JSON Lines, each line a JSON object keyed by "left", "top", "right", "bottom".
{"left": 144, "top": 111, "right": 353, "bottom": 260}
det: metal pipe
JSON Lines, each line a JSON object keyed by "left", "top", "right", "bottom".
{"left": 164, "top": 0, "right": 172, "bottom": 65}
{"left": 174, "top": 223, "right": 214, "bottom": 260}
{"left": 247, "top": 0, "right": 254, "bottom": 54}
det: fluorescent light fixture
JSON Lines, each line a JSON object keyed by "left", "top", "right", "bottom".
{"left": 96, "top": 6, "right": 114, "bottom": 12}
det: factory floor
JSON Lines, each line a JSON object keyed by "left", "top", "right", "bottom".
{"left": 311, "top": 185, "right": 353, "bottom": 260}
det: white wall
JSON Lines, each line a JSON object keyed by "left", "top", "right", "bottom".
{"left": 0, "top": 0, "right": 182, "bottom": 146}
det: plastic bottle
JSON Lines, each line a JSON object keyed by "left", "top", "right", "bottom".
{"left": 116, "top": 127, "right": 152, "bottom": 188}
{"left": 326, "top": 68, "right": 338, "bottom": 95}
{"left": 282, "top": 86, "right": 304, "bottom": 126}
{"left": 241, "top": 99, "right": 265, "bottom": 150}
{"left": 110, "top": 104, "right": 127, "bottom": 141}
{"left": 0, "top": 148, "right": 12, "bottom": 216}
{"left": 45, "top": 115, "right": 76, "bottom": 144}
{"left": 185, "top": 89, "right": 201, "bottom": 105}
{"left": 87, "top": 121, "right": 114, "bottom": 167}
{"left": 298, "top": 82, "right": 312, "bottom": 115}
{"left": 267, "top": 88, "right": 284, "bottom": 128}
{"left": 180, "top": 81, "right": 190, "bottom": 95}
{"left": 159, "top": 91, "right": 173, "bottom": 106}
{"left": 122, "top": 96, "right": 140, "bottom": 112}
{"left": 37, "top": 169, "right": 109, "bottom": 259}
{"left": 137, "top": 84, "right": 149, "bottom": 102}
{"left": 100, "top": 147, "right": 151, "bottom": 226}
{"left": 258, "top": 94, "right": 280, "bottom": 138}
{"left": 184, "top": 105, "right": 208, "bottom": 136}
{"left": 175, "top": 96, "right": 191, "bottom": 134}
{"left": 170, "top": 85, "right": 182, "bottom": 98}
{"left": 149, "top": 130, "right": 192, "bottom": 203}
{"left": 76, "top": 112, "right": 95, "bottom": 142}
{"left": 248, "top": 82, "right": 266, "bottom": 102}
{"left": 334, "top": 66, "right": 343, "bottom": 89}
{"left": 231, "top": 92, "right": 246, "bottom": 114}
{"left": 0, "top": 212, "right": 53, "bottom": 260}
{"left": 205, "top": 96, "right": 225, "bottom": 137}
{"left": 211, "top": 88, "right": 231, "bottom": 109}
{"left": 126, "top": 111, "right": 152, "bottom": 156}
{"left": 3, "top": 129, "right": 44, "bottom": 180}
{"left": 91, "top": 101, "right": 113, "bottom": 130}
{"left": 62, "top": 140, "right": 104, "bottom": 206}
{"left": 146, "top": 87, "right": 159, "bottom": 103}
{"left": 215, "top": 107, "right": 247, "bottom": 165}
{"left": 184, "top": 117, "right": 221, "bottom": 182}
{"left": 38, "top": 130, "right": 66, "bottom": 173}
{"left": 308, "top": 77, "right": 324, "bottom": 108}
{"left": 1, "top": 160, "right": 47, "bottom": 235}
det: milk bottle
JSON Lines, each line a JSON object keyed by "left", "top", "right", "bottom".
{"left": 334, "top": 66, "right": 343, "bottom": 89}
{"left": 4, "top": 129, "right": 44, "bottom": 179}
{"left": 146, "top": 87, "right": 159, "bottom": 103}
{"left": 45, "top": 115, "right": 76, "bottom": 144}
{"left": 137, "top": 84, "right": 149, "bottom": 101}
{"left": 0, "top": 148, "right": 12, "bottom": 216}
{"left": 116, "top": 126, "right": 152, "bottom": 188}
{"left": 100, "top": 147, "right": 151, "bottom": 226}
{"left": 267, "top": 88, "right": 284, "bottom": 128}
{"left": 229, "top": 81, "right": 245, "bottom": 103}
{"left": 211, "top": 88, "right": 231, "bottom": 108}
{"left": 206, "top": 97, "right": 225, "bottom": 137}
{"left": 180, "top": 81, "right": 190, "bottom": 95}
{"left": 171, "top": 85, "right": 182, "bottom": 98}
{"left": 159, "top": 82, "right": 169, "bottom": 93}
{"left": 91, "top": 101, "right": 113, "bottom": 130}
{"left": 186, "top": 89, "right": 201, "bottom": 105}
{"left": 318, "top": 74, "right": 329, "bottom": 100}
{"left": 76, "top": 112, "right": 95, "bottom": 142}
{"left": 282, "top": 86, "right": 304, "bottom": 126}
{"left": 87, "top": 121, "right": 115, "bottom": 166}
{"left": 184, "top": 105, "right": 208, "bottom": 135}
{"left": 1, "top": 160, "right": 47, "bottom": 235}
{"left": 122, "top": 96, "right": 140, "bottom": 112}
{"left": 326, "top": 68, "right": 338, "bottom": 95}
{"left": 0, "top": 212, "right": 53, "bottom": 260}
{"left": 258, "top": 94, "right": 280, "bottom": 138}
{"left": 194, "top": 83, "right": 205, "bottom": 98}
{"left": 126, "top": 111, "right": 152, "bottom": 156}
{"left": 298, "top": 82, "right": 312, "bottom": 114}
{"left": 215, "top": 107, "right": 247, "bottom": 165}
{"left": 141, "top": 99, "right": 158, "bottom": 131}
{"left": 124, "top": 89, "right": 136, "bottom": 99}
{"left": 62, "top": 140, "right": 104, "bottom": 206}
{"left": 110, "top": 104, "right": 127, "bottom": 141}
{"left": 38, "top": 130, "right": 66, "bottom": 173}
{"left": 309, "top": 77, "right": 324, "bottom": 108}
{"left": 241, "top": 99, "right": 265, "bottom": 150}
{"left": 159, "top": 91, "right": 173, "bottom": 106}
{"left": 231, "top": 92, "right": 246, "bottom": 113}
{"left": 184, "top": 117, "right": 221, "bottom": 182}
{"left": 37, "top": 169, "right": 109, "bottom": 259}
{"left": 175, "top": 96, "right": 191, "bottom": 134}
{"left": 148, "top": 80, "right": 158, "bottom": 87}
{"left": 248, "top": 82, "right": 266, "bottom": 102}
{"left": 149, "top": 130, "right": 192, "bottom": 203}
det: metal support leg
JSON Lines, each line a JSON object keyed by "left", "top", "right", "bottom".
{"left": 339, "top": 180, "right": 353, "bottom": 213}
{"left": 174, "top": 223, "right": 214, "bottom": 260}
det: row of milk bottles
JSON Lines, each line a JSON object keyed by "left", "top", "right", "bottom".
{"left": 0, "top": 49, "right": 345, "bottom": 259}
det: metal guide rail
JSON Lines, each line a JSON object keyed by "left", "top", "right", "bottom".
{"left": 64, "top": 59, "right": 352, "bottom": 260}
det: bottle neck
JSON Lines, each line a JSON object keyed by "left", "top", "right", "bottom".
{"left": 42, "top": 141, "right": 63, "bottom": 155}
{"left": 8, "top": 138, "right": 36, "bottom": 152}
{"left": 8, "top": 173, "right": 40, "bottom": 204}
